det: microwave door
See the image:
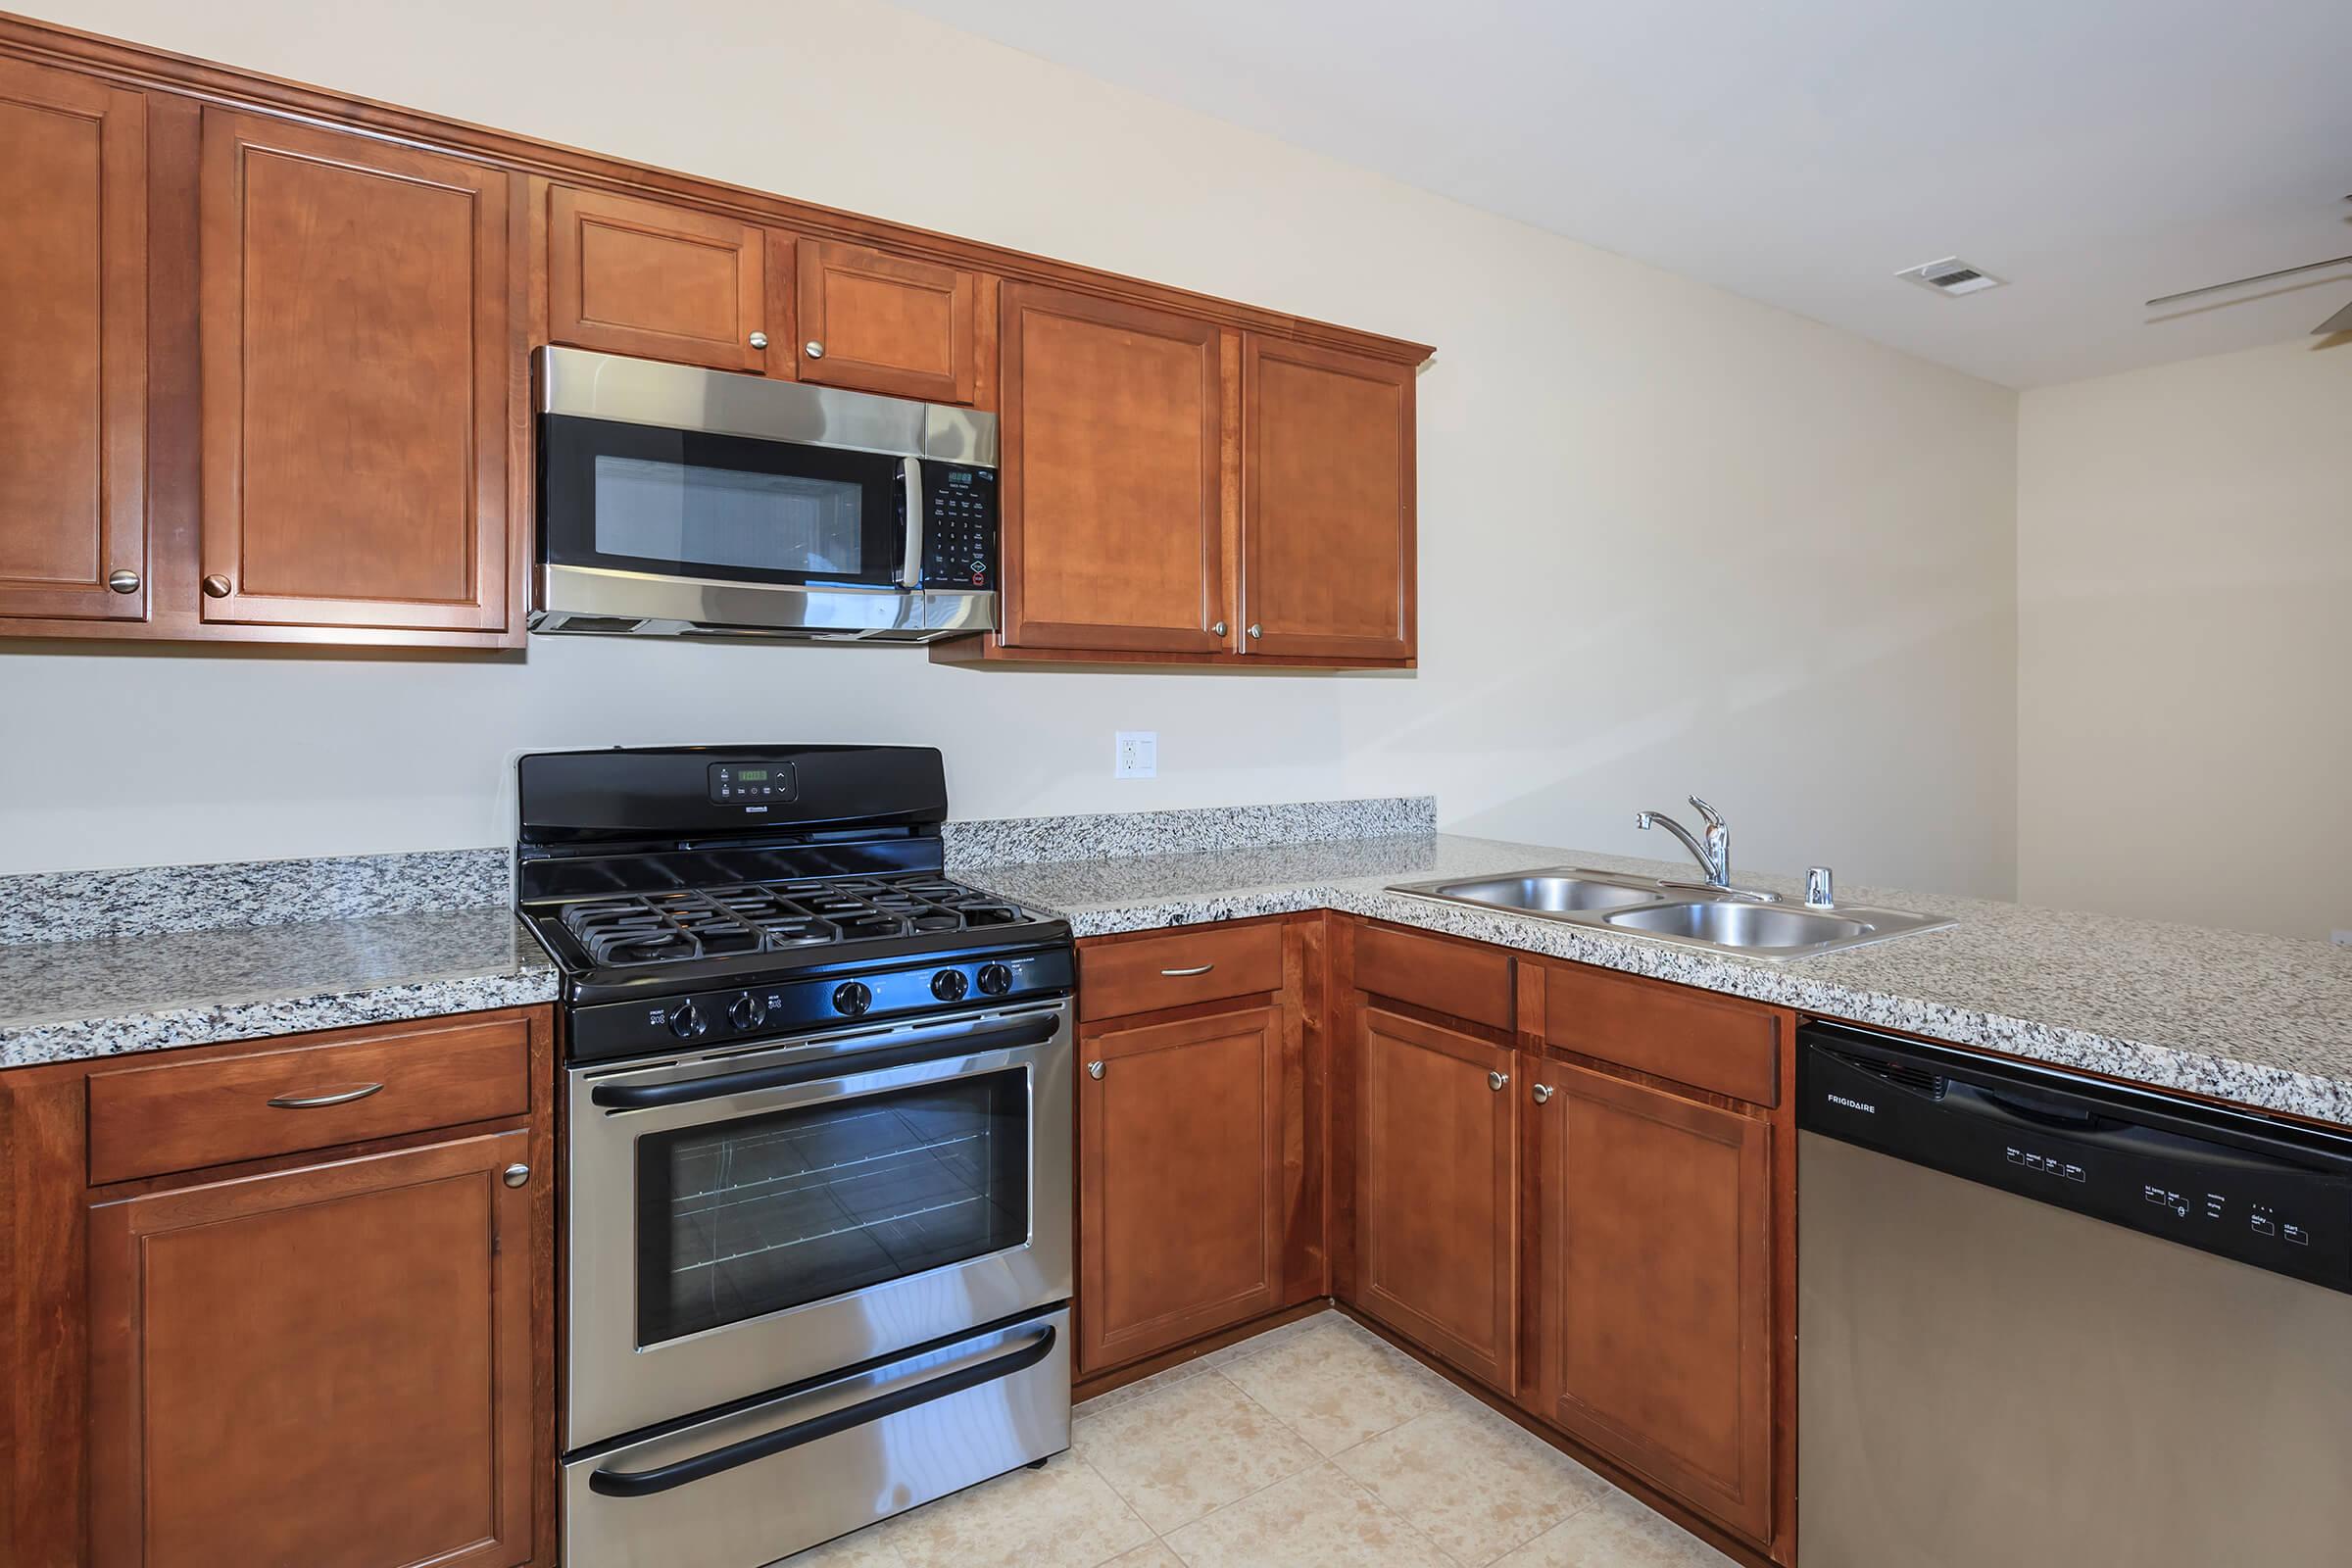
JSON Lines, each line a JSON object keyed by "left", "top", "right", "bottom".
{"left": 540, "top": 415, "right": 907, "bottom": 592}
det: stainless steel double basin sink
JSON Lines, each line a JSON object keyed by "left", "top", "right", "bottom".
{"left": 1387, "top": 867, "right": 1954, "bottom": 959}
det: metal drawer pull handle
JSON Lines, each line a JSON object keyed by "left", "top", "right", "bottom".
{"left": 588, "top": 1323, "right": 1058, "bottom": 1498}
{"left": 1159, "top": 963, "right": 1215, "bottom": 977}
{"left": 1532, "top": 1084, "right": 1553, "bottom": 1104}
{"left": 1087, "top": 1060, "right": 1104, "bottom": 1080}
{"left": 267, "top": 1083, "right": 384, "bottom": 1109}
{"left": 1489, "top": 1070, "right": 1508, "bottom": 1092}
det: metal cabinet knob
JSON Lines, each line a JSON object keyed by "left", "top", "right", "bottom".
{"left": 1489, "top": 1069, "right": 1509, "bottom": 1092}
{"left": 107, "top": 569, "right": 141, "bottom": 594}
{"left": 201, "top": 574, "right": 231, "bottom": 598}
{"left": 1211, "top": 620, "right": 1227, "bottom": 637}
{"left": 748, "top": 330, "right": 769, "bottom": 349}
{"left": 1247, "top": 623, "right": 1262, "bottom": 639}
{"left": 1532, "top": 1084, "right": 1553, "bottom": 1104}
{"left": 1087, "top": 1060, "right": 1104, "bottom": 1080}
{"left": 503, "top": 1162, "right": 531, "bottom": 1189}
{"left": 805, "top": 340, "right": 825, "bottom": 360}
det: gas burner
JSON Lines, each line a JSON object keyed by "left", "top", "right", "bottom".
{"left": 551, "top": 872, "right": 1050, "bottom": 968}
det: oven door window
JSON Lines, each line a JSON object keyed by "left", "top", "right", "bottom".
{"left": 540, "top": 414, "right": 905, "bottom": 588}
{"left": 636, "top": 1069, "right": 1030, "bottom": 1346}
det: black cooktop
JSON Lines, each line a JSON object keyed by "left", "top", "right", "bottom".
{"left": 548, "top": 872, "right": 1038, "bottom": 969}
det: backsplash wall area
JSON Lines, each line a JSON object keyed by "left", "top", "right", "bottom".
{"left": 3, "top": 0, "right": 2019, "bottom": 899}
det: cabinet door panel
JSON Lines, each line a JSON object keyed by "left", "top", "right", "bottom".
{"left": 88, "top": 1131, "right": 538, "bottom": 1568}
{"left": 1355, "top": 1007, "right": 1518, "bottom": 1392}
{"left": 796, "top": 238, "right": 975, "bottom": 403}
{"left": 0, "top": 58, "right": 146, "bottom": 623}
{"left": 1242, "top": 336, "right": 1413, "bottom": 661}
{"left": 199, "top": 110, "right": 511, "bottom": 632}
{"left": 999, "top": 285, "right": 1227, "bottom": 653}
{"left": 1079, "top": 1004, "right": 1283, "bottom": 1373}
{"left": 548, "top": 186, "right": 768, "bottom": 371}
{"left": 1533, "top": 1061, "right": 1773, "bottom": 1543}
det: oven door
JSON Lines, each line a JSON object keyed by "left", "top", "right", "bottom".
{"left": 565, "top": 1000, "right": 1073, "bottom": 1450}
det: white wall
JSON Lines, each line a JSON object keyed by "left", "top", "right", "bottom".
{"left": 0, "top": 0, "right": 2021, "bottom": 893}
{"left": 2017, "top": 337, "right": 2352, "bottom": 941}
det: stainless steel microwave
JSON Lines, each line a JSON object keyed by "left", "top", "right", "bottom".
{"left": 531, "top": 347, "right": 999, "bottom": 641}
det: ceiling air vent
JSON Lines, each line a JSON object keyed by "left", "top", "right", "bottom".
{"left": 1896, "top": 257, "right": 2004, "bottom": 296}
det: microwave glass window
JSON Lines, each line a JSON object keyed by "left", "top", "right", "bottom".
{"left": 635, "top": 1069, "right": 1030, "bottom": 1346}
{"left": 592, "top": 455, "right": 867, "bottom": 577}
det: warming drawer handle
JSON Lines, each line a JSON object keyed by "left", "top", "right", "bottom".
{"left": 586, "top": 1323, "right": 1057, "bottom": 1499}
{"left": 267, "top": 1083, "right": 384, "bottom": 1109}
{"left": 1159, "top": 963, "right": 1215, "bottom": 978}
{"left": 589, "top": 1012, "right": 1060, "bottom": 1111}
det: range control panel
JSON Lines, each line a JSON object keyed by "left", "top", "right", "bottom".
{"left": 567, "top": 943, "right": 1074, "bottom": 1062}
{"left": 709, "top": 761, "right": 799, "bottom": 805}
{"left": 919, "top": 466, "right": 997, "bottom": 590}
{"left": 1801, "top": 1027, "right": 2352, "bottom": 1297}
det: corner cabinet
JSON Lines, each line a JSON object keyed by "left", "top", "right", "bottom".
{"left": 1241, "top": 336, "right": 1415, "bottom": 662}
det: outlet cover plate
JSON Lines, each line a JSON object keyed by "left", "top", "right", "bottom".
{"left": 1114, "top": 731, "right": 1157, "bottom": 779}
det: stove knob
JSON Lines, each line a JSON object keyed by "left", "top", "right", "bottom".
{"left": 727, "top": 992, "right": 764, "bottom": 1031}
{"left": 832, "top": 981, "right": 873, "bottom": 1017}
{"left": 931, "top": 968, "right": 970, "bottom": 1003}
{"left": 665, "top": 1001, "right": 706, "bottom": 1040}
{"left": 977, "top": 962, "right": 1013, "bottom": 997}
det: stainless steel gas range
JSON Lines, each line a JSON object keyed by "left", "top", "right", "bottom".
{"left": 515, "top": 745, "right": 1073, "bottom": 1568}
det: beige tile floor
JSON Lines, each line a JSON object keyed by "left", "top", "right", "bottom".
{"left": 783, "top": 1309, "right": 1737, "bottom": 1568}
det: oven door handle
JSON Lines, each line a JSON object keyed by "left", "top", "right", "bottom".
{"left": 586, "top": 1322, "right": 1058, "bottom": 1498}
{"left": 588, "top": 1011, "right": 1060, "bottom": 1111}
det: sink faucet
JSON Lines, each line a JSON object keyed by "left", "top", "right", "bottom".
{"left": 1636, "top": 796, "right": 1732, "bottom": 889}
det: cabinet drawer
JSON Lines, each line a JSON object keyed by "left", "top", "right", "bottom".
{"left": 1079, "top": 922, "right": 1285, "bottom": 1022}
{"left": 1541, "top": 962, "right": 1781, "bottom": 1106}
{"left": 86, "top": 1013, "right": 533, "bottom": 1185}
{"left": 1352, "top": 921, "right": 1513, "bottom": 1030}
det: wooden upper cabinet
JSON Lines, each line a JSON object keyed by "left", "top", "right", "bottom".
{"left": 1078, "top": 1004, "right": 1284, "bottom": 1373}
{"left": 796, "top": 238, "right": 977, "bottom": 404}
{"left": 0, "top": 57, "right": 147, "bottom": 623}
{"left": 197, "top": 109, "right": 513, "bottom": 635}
{"left": 998, "top": 284, "right": 1227, "bottom": 654}
{"left": 1354, "top": 1007, "right": 1519, "bottom": 1394}
{"left": 1241, "top": 335, "right": 1415, "bottom": 662}
{"left": 1530, "top": 1059, "right": 1774, "bottom": 1544}
{"left": 547, "top": 185, "right": 772, "bottom": 372}
{"left": 86, "top": 1130, "right": 540, "bottom": 1568}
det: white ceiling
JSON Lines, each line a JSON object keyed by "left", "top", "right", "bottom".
{"left": 893, "top": 0, "right": 2352, "bottom": 387}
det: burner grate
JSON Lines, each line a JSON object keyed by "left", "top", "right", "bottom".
{"left": 555, "top": 873, "right": 1039, "bottom": 967}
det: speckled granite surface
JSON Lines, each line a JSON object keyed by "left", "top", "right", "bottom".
{"left": 0, "top": 907, "right": 557, "bottom": 1067}
{"left": 0, "top": 848, "right": 509, "bottom": 947}
{"left": 941, "top": 796, "right": 1435, "bottom": 867}
{"left": 968, "top": 833, "right": 2352, "bottom": 1128}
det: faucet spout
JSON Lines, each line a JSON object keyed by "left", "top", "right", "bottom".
{"left": 1636, "top": 808, "right": 1729, "bottom": 888}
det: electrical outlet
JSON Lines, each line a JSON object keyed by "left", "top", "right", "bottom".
{"left": 2334, "top": 930, "right": 2352, "bottom": 949}
{"left": 1113, "top": 731, "right": 1157, "bottom": 779}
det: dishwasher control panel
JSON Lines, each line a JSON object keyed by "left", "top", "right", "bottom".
{"left": 1800, "top": 1024, "right": 2352, "bottom": 1296}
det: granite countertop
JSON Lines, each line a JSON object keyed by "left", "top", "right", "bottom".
{"left": 0, "top": 906, "right": 560, "bottom": 1067}
{"left": 962, "top": 833, "right": 2352, "bottom": 1128}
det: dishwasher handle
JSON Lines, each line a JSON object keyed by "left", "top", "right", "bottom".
{"left": 1936, "top": 1076, "right": 2289, "bottom": 1176}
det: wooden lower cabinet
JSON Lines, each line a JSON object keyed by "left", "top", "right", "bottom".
{"left": 1526, "top": 1057, "right": 1775, "bottom": 1545}
{"left": 86, "top": 1130, "right": 540, "bottom": 1568}
{"left": 1077, "top": 1003, "right": 1286, "bottom": 1374}
{"left": 1351, "top": 1006, "right": 1518, "bottom": 1393}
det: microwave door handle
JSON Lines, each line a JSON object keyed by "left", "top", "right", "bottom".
{"left": 588, "top": 1011, "right": 1059, "bottom": 1111}
{"left": 899, "top": 456, "right": 923, "bottom": 588}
